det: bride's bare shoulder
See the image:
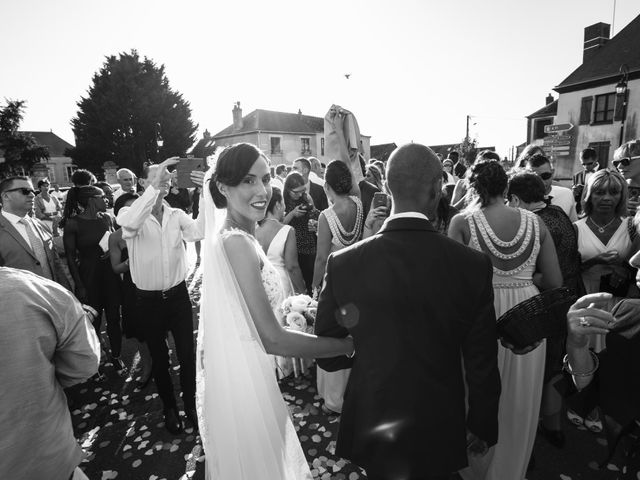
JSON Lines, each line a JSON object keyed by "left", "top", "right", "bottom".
{"left": 221, "top": 229, "right": 260, "bottom": 267}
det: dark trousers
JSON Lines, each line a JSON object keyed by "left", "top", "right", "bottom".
{"left": 136, "top": 282, "right": 195, "bottom": 411}
{"left": 298, "top": 252, "right": 315, "bottom": 294}
{"left": 367, "top": 475, "right": 459, "bottom": 480}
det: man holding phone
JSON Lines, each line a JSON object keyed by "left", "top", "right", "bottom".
{"left": 117, "top": 157, "right": 205, "bottom": 434}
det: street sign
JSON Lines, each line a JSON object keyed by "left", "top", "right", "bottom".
{"left": 550, "top": 146, "right": 570, "bottom": 152}
{"left": 544, "top": 123, "right": 574, "bottom": 134}
{"left": 543, "top": 134, "right": 571, "bottom": 146}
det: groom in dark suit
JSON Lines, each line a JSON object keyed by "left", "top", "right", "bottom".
{"left": 315, "top": 143, "right": 501, "bottom": 480}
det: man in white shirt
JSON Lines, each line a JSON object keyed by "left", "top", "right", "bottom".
{"left": 525, "top": 153, "right": 578, "bottom": 222}
{"left": 117, "top": 158, "right": 204, "bottom": 434}
{"left": 113, "top": 168, "right": 137, "bottom": 202}
{"left": 0, "top": 176, "right": 70, "bottom": 288}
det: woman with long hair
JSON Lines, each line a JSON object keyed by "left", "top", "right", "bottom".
{"left": 109, "top": 193, "right": 152, "bottom": 387}
{"left": 196, "top": 143, "right": 353, "bottom": 479}
{"left": 449, "top": 161, "right": 562, "bottom": 480}
{"left": 256, "top": 186, "right": 307, "bottom": 379}
{"left": 282, "top": 171, "right": 320, "bottom": 293}
{"left": 311, "top": 160, "right": 364, "bottom": 415}
{"left": 63, "top": 185, "right": 124, "bottom": 372}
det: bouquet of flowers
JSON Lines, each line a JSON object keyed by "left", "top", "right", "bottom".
{"left": 281, "top": 294, "right": 317, "bottom": 333}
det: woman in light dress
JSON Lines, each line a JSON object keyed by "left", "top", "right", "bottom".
{"left": 575, "top": 169, "right": 636, "bottom": 352}
{"left": 255, "top": 186, "right": 308, "bottom": 378}
{"left": 34, "top": 178, "right": 62, "bottom": 236}
{"left": 449, "top": 160, "right": 562, "bottom": 480}
{"left": 195, "top": 143, "right": 353, "bottom": 480}
{"left": 310, "top": 160, "right": 364, "bottom": 415}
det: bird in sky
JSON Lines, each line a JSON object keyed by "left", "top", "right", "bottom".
{"left": 344, "top": 73, "right": 351, "bottom": 79}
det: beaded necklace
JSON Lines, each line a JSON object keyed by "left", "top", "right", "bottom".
{"left": 325, "top": 196, "right": 363, "bottom": 247}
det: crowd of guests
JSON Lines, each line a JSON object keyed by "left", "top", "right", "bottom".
{"left": 2, "top": 137, "right": 640, "bottom": 479}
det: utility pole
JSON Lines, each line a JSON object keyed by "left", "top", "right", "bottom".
{"left": 466, "top": 115, "right": 470, "bottom": 145}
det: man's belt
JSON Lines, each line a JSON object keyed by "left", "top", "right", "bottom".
{"left": 136, "top": 281, "right": 186, "bottom": 300}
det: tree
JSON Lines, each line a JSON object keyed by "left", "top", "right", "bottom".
{"left": 68, "top": 50, "right": 198, "bottom": 176}
{"left": 0, "top": 100, "right": 49, "bottom": 177}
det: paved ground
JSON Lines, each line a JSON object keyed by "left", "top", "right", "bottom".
{"left": 67, "top": 246, "right": 627, "bottom": 479}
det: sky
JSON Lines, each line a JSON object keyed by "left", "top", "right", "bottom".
{"left": 1, "top": 0, "right": 639, "bottom": 159}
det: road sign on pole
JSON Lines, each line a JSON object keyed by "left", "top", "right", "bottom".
{"left": 544, "top": 123, "right": 574, "bottom": 134}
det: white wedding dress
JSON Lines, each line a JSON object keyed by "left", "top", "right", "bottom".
{"left": 196, "top": 171, "right": 312, "bottom": 479}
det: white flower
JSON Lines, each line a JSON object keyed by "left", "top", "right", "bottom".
{"left": 290, "top": 296, "right": 312, "bottom": 313}
{"left": 286, "top": 311, "right": 307, "bottom": 331}
{"left": 281, "top": 297, "right": 293, "bottom": 315}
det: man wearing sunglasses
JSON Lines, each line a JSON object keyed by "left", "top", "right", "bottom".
{"left": 613, "top": 139, "right": 640, "bottom": 216}
{"left": 572, "top": 148, "right": 599, "bottom": 214}
{"left": 524, "top": 153, "right": 578, "bottom": 222}
{"left": 0, "top": 176, "right": 70, "bottom": 288}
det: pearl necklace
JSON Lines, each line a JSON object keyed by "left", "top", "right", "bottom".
{"left": 588, "top": 216, "right": 616, "bottom": 234}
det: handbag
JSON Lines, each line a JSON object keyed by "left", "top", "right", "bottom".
{"left": 496, "top": 287, "right": 578, "bottom": 350}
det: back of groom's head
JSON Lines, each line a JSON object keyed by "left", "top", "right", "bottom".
{"left": 387, "top": 143, "right": 442, "bottom": 211}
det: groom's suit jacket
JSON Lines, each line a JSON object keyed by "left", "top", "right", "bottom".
{"left": 315, "top": 215, "right": 500, "bottom": 477}
{"left": 0, "top": 212, "right": 70, "bottom": 290}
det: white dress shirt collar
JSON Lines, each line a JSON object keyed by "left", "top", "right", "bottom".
{"left": 386, "top": 211, "right": 430, "bottom": 222}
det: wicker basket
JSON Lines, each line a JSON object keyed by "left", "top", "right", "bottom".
{"left": 496, "top": 287, "right": 577, "bottom": 350}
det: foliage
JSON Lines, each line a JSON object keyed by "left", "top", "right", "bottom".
{"left": 0, "top": 100, "right": 49, "bottom": 176}
{"left": 455, "top": 136, "right": 479, "bottom": 165}
{"left": 68, "top": 50, "right": 198, "bottom": 176}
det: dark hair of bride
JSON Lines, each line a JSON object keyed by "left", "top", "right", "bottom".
{"left": 468, "top": 160, "right": 507, "bottom": 208}
{"left": 209, "top": 143, "right": 267, "bottom": 208}
{"left": 324, "top": 160, "right": 352, "bottom": 195}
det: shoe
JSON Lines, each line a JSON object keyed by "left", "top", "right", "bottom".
{"left": 321, "top": 404, "right": 340, "bottom": 416}
{"left": 585, "top": 415, "right": 603, "bottom": 433}
{"left": 112, "top": 357, "right": 127, "bottom": 374}
{"left": 566, "top": 409, "right": 584, "bottom": 427}
{"left": 163, "top": 408, "right": 183, "bottom": 435}
{"left": 185, "top": 407, "right": 199, "bottom": 431}
{"left": 538, "top": 425, "right": 566, "bottom": 448}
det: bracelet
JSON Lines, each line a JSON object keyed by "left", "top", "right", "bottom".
{"left": 562, "top": 350, "right": 599, "bottom": 377}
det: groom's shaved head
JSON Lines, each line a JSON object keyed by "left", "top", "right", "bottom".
{"left": 387, "top": 143, "right": 442, "bottom": 205}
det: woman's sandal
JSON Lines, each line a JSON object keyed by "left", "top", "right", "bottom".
{"left": 566, "top": 409, "right": 584, "bottom": 427}
{"left": 585, "top": 416, "right": 603, "bottom": 433}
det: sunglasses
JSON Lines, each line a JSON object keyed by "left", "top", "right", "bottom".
{"left": 613, "top": 155, "right": 640, "bottom": 168}
{"left": 536, "top": 172, "right": 553, "bottom": 180}
{"left": 6, "top": 187, "right": 37, "bottom": 196}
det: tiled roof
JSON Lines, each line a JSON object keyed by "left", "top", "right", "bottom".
{"left": 555, "top": 14, "right": 640, "bottom": 92}
{"left": 428, "top": 144, "right": 495, "bottom": 158}
{"left": 213, "top": 109, "right": 324, "bottom": 138}
{"left": 370, "top": 143, "right": 397, "bottom": 162}
{"left": 527, "top": 99, "right": 558, "bottom": 119}
{"left": 19, "top": 131, "right": 74, "bottom": 156}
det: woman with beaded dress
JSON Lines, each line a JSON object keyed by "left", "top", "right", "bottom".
{"left": 196, "top": 144, "right": 353, "bottom": 479}
{"left": 448, "top": 161, "right": 562, "bottom": 480}
{"left": 311, "top": 160, "right": 364, "bottom": 414}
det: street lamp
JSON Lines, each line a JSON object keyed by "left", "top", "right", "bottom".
{"left": 617, "top": 64, "right": 629, "bottom": 146}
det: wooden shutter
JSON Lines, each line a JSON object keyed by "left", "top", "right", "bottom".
{"left": 614, "top": 91, "right": 626, "bottom": 121}
{"left": 579, "top": 96, "right": 593, "bottom": 124}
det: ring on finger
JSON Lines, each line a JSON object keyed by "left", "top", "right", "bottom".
{"left": 579, "top": 317, "right": 591, "bottom": 328}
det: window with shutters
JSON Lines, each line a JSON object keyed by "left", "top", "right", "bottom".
{"left": 270, "top": 136, "right": 282, "bottom": 155}
{"left": 533, "top": 118, "right": 553, "bottom": 140}
{"left": 579, "top": 96, "right": 593, "bottom": 125}
{"left": 588, "top": 141, "right": 611, "bottom": 169}
{"left": 593, "top": 93, "right": 615, "bottom": 124}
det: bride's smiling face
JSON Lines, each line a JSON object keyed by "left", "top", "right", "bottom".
{"left": 224, "top": 156, "right": 272, "bottom": 223}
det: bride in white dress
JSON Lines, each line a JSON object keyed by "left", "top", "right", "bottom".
{"left": 196, "top": 143, "right": 353, "bottom": 479}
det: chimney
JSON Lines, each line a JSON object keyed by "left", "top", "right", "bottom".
{"left": 583, "top": 22, "right": 610, "bottom": 63}
{"left": 232, "top": 102, "right": 243, "bottom": 130}
{"left": 545, "top": 94, "right": 554, "bottom": 105}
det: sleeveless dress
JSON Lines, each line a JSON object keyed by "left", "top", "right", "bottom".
{"left": 575, "top": 217, "right": 632, "bottom": 352}
{"left": 266, "top": 224, "right": 307, "bottom": 379}
{"left": 460, "top": 208, "right": 544, "bottom": 480}
{"left": 316, "top": 196, "right": 363, "bottom": 413}
{"left": 196, "top": 229, "right": 313, "bottom": 479}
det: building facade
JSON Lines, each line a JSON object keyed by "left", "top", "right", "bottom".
{"left": 528, "top": 17, "right": 640, "bottom": 179}
{"left": 211, "top": 103, "right": 371, "bottom": 166}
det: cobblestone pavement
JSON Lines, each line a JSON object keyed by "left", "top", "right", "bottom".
{"left": 68, "top": 255, "right": 625, "bottom": 480}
